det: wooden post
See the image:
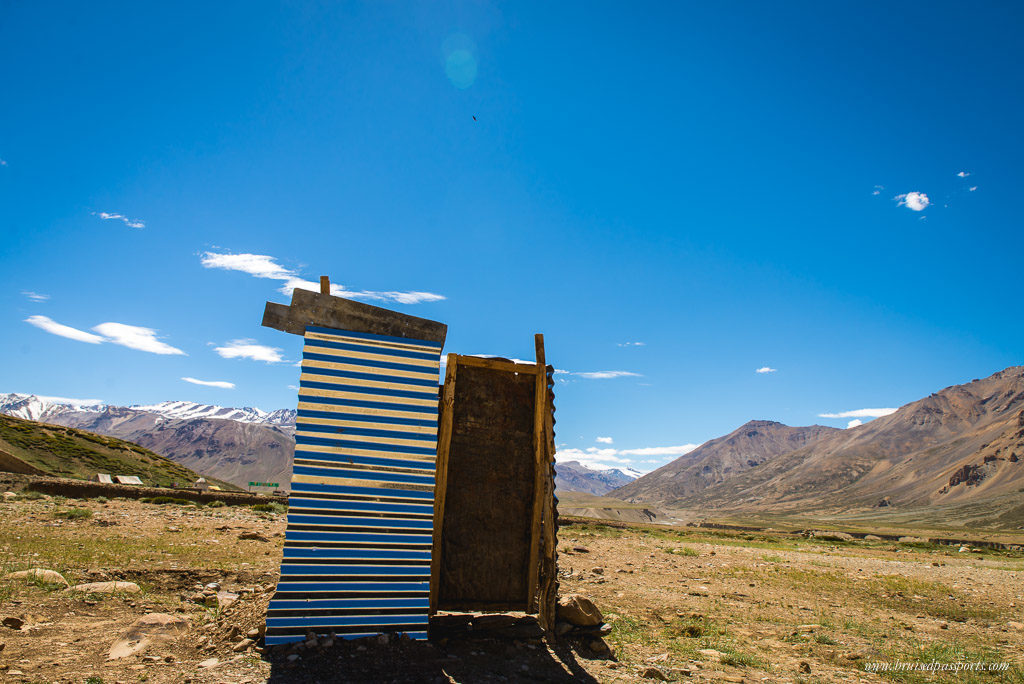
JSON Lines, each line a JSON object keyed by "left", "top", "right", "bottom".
{"left": 538, "top": 362, "right": 559, "bottom": 637}
{"left": 526, "top": 334, "right": 547, "bottom": 612}
{"left": 429, "top": 355, "right": 458, "bottom": 614}
{"left": 319, "top": 275, "right": 330, "bottom": 295}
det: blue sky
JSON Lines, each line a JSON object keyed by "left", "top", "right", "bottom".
{"left": 2, "top": 2, "right": 1022, "bottom": 473}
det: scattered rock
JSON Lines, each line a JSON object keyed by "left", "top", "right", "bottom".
{"left": 238, "top": 532, "right": 269, "bottom": 542}
{"left": 246, "top": 628, "right": 261, "bottom": 639}
{"left": 4, "top": 569, "right": 69, "bottom": 587}
{"left": 204, "top": 582, "right": 221, "bottom": 591}
{"left": 198, "top": 657, "right": 219, "bottom": 668}
{"left": 232, "top": 638, "right": 254, "bottom": 652}
{"left": 108, "top": 613, "right": 189, "bottom": 660}
{"left": 573, "top": 546, "right": 590, "bottom": 553}
{"left": 939, "top": 622, "right": 949, "bottom": 630}
{"left": 586, "top": 637, "right": 613, "bottom": 658}
{"left": 799, "top": 661, "right": 811, "bottom": 674}
{"left": 810, "top": 530, "right": 854, "bottom": 541}
{"left": 592, "top": 567, "right": 604, "bottom": 575}
{"left": 216, "top": 591, "right": 240, "bottom": 610}
{"left": 1007, "top": 621, "right": 1024, "bottom": 631}
{"left": 67, "top": 581, "right": 141, "bottom": 594}
{"left": 641, "top": 666, "right": 669, "bottom": 680}
{"left": 557, "top": 594, "right": 603, "bottom": 627}
{"left": 2, "top": 491, "right": 16, "bottom": 500}
{"left": 898, "top": 536, "right": 927, "bottom": 544}
{"left": 864, "top": 535, "right": 883, "bottom": 541}
{"left": 2, "top": 616, "right": 25, "bottom": 630}
{"left": 958, "top": 546, "right": 969, "bottom": 553}
{"left": 697, "top": 648, "right": 723, "bottom": 660}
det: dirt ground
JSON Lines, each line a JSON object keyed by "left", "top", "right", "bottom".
{"left": 1, "top": 495, "right": 1022, "bottom": 683}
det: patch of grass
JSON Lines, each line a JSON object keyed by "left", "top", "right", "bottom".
{"left": 252, "top": 502, "right": 287, "bottom": 514}
{"left": 761, "top": 554, "right": 785, "bottom": 563}
{"left": 207, "top": 500, "right": 226, "bottom": 508}
{"left": 719, "top": 650, "right": 767, "bottom": 669}
{"left": 54, "top": 507, "right": 92, "bottom": 519}
{"left": 95, "top": 496, "right": 109, "bottom": 504}
{"left": 814, "top": 633, "right": 838, "bottom": 645}
{"left": 18, "top": 490, "right": 44, "bottom": 500}
{"left": 669, "top": 614, "right": 727, "bottom": 640}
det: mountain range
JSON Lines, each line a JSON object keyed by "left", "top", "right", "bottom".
{"left": 0, "top": 395, "right": 296, "bottom": 489}
{"left": 554, "top": 460, "right": 641, "bottom": 496}
{"left": 613, "top": 366, "right": 1024, "bottom": 525}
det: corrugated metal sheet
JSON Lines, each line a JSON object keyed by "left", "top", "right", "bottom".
{"left": 265, "top": 325, "right": 442, "bottom": 646}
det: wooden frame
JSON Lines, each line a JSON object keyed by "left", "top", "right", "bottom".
{"left": 429, "top": 338, "right": 558, "bottom": 635}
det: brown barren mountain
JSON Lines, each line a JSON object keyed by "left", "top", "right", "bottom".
{"left": 612, "top": 420, "right": 839, "bottom": 504}
{"left": 618, "top": 366, "right": 1024, "bottom": 518}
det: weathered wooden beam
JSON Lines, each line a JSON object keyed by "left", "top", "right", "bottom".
{"left": 526, "top": 334, "right": 547, "bottom": 612}
{"left": 429, "top": 355, "right": 458, "bottom": 615}
{"left": 262, "top": 288, "right": 447, "bottom": 344}
{"left": 538, "top": 362, "right": 559, "bottom": 638}
{"left": 454, "top": 355, "right": 542, "bottom": 375}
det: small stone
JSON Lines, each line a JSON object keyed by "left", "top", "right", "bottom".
{"left": 2, "top": 616, "right": 24, "bottom": 630}
{"left": 204, "top": 582, "right": 221, "bottom": 591}
{"left": 2, "top": 491, "right": 16, "bottom": 500}
{"left": 698, "top": 649, "right": 723, "bottom": 660}
{"left": 587, "top": 637, "right": 612, "bottom": 658}
{"left": 238, "top": 532, "right": 269, "bottom": 542}
{"left": 799, "top": 661, "right": 811, "bottom": 673}
{"left": 108, "top": 613, "right": 189, "bottom": 660}
{"left": 591, "top": 567, "right": 604, "bottom": 575}
{"left": 246, "top": 628, "right": 260, "bottom": 639}
{"left": 198, "top": 657, "right": 219, "bottom": 668}
{"left": 232, "top": 638, "right": 254, "bottom": 652}
{"left": 216, "top": 591, "right": 240, "bottom": 610}
{"left": 958, "top": 546, "right": 969, "bottom": 553}
{"left": 557, "top": 594, "right": 603, "bottom": 627}
{"left": 641, "top": 666, "right": 669, "bottom": 680}
{"left": 573, "top": 546, "right": 590, "bottom": 553}
{"left": 5, "top": 569, "right": 70, "bottom": 587}
{"left": 1007, "top": 621, "right": 1024, "bottom": 631}
{"left": 286, "top": 653, "right": 300, "bottom": 662}
{"left": 940, "top": 622, "right": 949, "bottom": 630}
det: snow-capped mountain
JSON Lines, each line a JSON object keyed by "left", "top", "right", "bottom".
{"left": 0, "top": 394, "right": 296, "bottom": 427}
{"left": 129, "top": 400, "right": 296, "bottom": 426}
{"left": 555, "top": 459, "right": 642, "bottom": 496}
{"left": 0, "top": 393, "right": 105, "bottom": 422}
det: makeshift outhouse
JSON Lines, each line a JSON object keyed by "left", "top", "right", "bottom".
{"left": 260, "top": 280, "right": 558, "bottom": 646}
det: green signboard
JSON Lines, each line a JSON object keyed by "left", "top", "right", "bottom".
{"left": 248, "top": 481, "right": 280, "bottom": 488}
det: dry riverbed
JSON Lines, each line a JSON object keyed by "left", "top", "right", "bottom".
{"left": 1, "top": 494, "right": 1022, "bottom": 682}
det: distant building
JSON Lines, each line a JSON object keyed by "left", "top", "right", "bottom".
{"left": 114, "top": 475, "right": 143, "bottom": 485}
{"left": 95, "top": 473, "right": 113, "bottom": 484}
{"left": 194, "top": 478, "right": 210, "bottom": 491}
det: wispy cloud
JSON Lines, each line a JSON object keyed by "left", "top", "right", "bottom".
{"left": 969, "top": 186, "right": 977, "bottom": 192}
{"left": 0, "top": 159, "right": 8, "bottom": 167}
{"left": 556, "top": 443, "right": 699, "bottom": 472}
{"left": 92, "top": 322, "right": 185, "bottom": 355}
{"left": 94, "top": 212, "right": 145, "bottom": 229}
{"left": 571, "top": 370, "right": 641, "bottom": 380}
{"left": 22, "top": 291, "right": 50, "bottom": 302}
{"left": 214, "top": 339, "right": 284, "bottom": 363}
{"left": 895, "top": 192, "right": 930, "bottom": 211}
{"left": 25, "top": 315, "right": 183, "bottom": 354}
{"left": 617, "top": 341, "right": 646, "bottom": 347}
{"left": 182, "top": 377, "right": 235, "bottom": 389}
{"left": 819, "top": 408, "right": 897, "bottom": 419}
{"left": 200, "top": 251, "right": 445, "bottom": 305}
{"left": 872, "top": 184, "right": 884, "bottom": 196}
{"left": 957, "top": 171, "right": 971, "bottom": 178}
{"left": 25, "top": 315, "right": 104, "bottom": 344}
{"left": 755, "top": 366, "right": 777, "bottom": 374}
{"left": 596, "top": 436, "right": 613, "bottom": 444}
{"left": 846, "top": 419, "right": 863, "bottom": 429}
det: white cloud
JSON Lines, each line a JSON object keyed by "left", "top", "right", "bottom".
{"left": 755, "top": 366, "right": 777, "bottom": 374}
{"left": 969, "top": 186, "right": 977, "bottom": 192}
{"left": 200, "top": 251, "right": 445, "bottom": 305}
{"left": 872, "top": 185, "right": 884, "bottom": 196}
{"left": 957, "top": 171, "right": 970, "bottom": 178}
{"left": 617, "top": 342, "right": 646, "bottom": 347}
{"left": 617, "top": 444, "right": 699, "bottom": 457}
{"left": 280, "top": 277, "right": 445, "bottom": 305}
{"left": 182, "top": 377, "right": 235, "bottom": 389}
{"left": 25, "top": 315, "right": 105, "bottom": 344}
{"left": 596, "top": 436, "right": 614, "bottom": 444}
{"left": 92, "top": 322, "right": 185, "bottom": 355}
{"left": 0, "top": 159, "right": 7, "bottom": 166}
{"left": 214, "top": 339, "right": 284, "bottom": 363}
{"left": 200, "top": 252, "right": 292, "bottom": 280}
{"left": 94, "top": 212, "right": 145, "bottom": 229}
{"left": 556, "top": 443, "right": 699, "bottom": 472}
{"left": 895, "top": 192, "right": 930, "bottom": 211}
{"left": 572, "top": 370, "right": 641, "bottom": 380}
{"left": 22, "top": 291, "right": 50, "bottom": 302}
{"left": 846, "top": 419, "right": 863, "bottom": 429}
{"left": 819, "top": 408, "right": 897, "bottom": 419}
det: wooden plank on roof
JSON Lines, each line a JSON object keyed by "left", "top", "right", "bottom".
{"left": 262, "top": 288, "right": 447, "bottom": 344}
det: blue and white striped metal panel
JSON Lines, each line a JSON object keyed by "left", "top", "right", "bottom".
{"left": 265, "top": 325, "right": 442, "bottom": 646}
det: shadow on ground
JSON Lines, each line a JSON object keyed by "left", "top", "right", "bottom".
{"left": 266, "top": 635, "right": 601, "bottom": 683}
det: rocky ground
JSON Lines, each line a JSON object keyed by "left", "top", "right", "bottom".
{"left": 1, "top": 494, "right": 1022, "bottom": 682}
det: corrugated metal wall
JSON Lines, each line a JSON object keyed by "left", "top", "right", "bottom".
{"left": 265, "top": 325, "right": 442, "bottom": 645}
